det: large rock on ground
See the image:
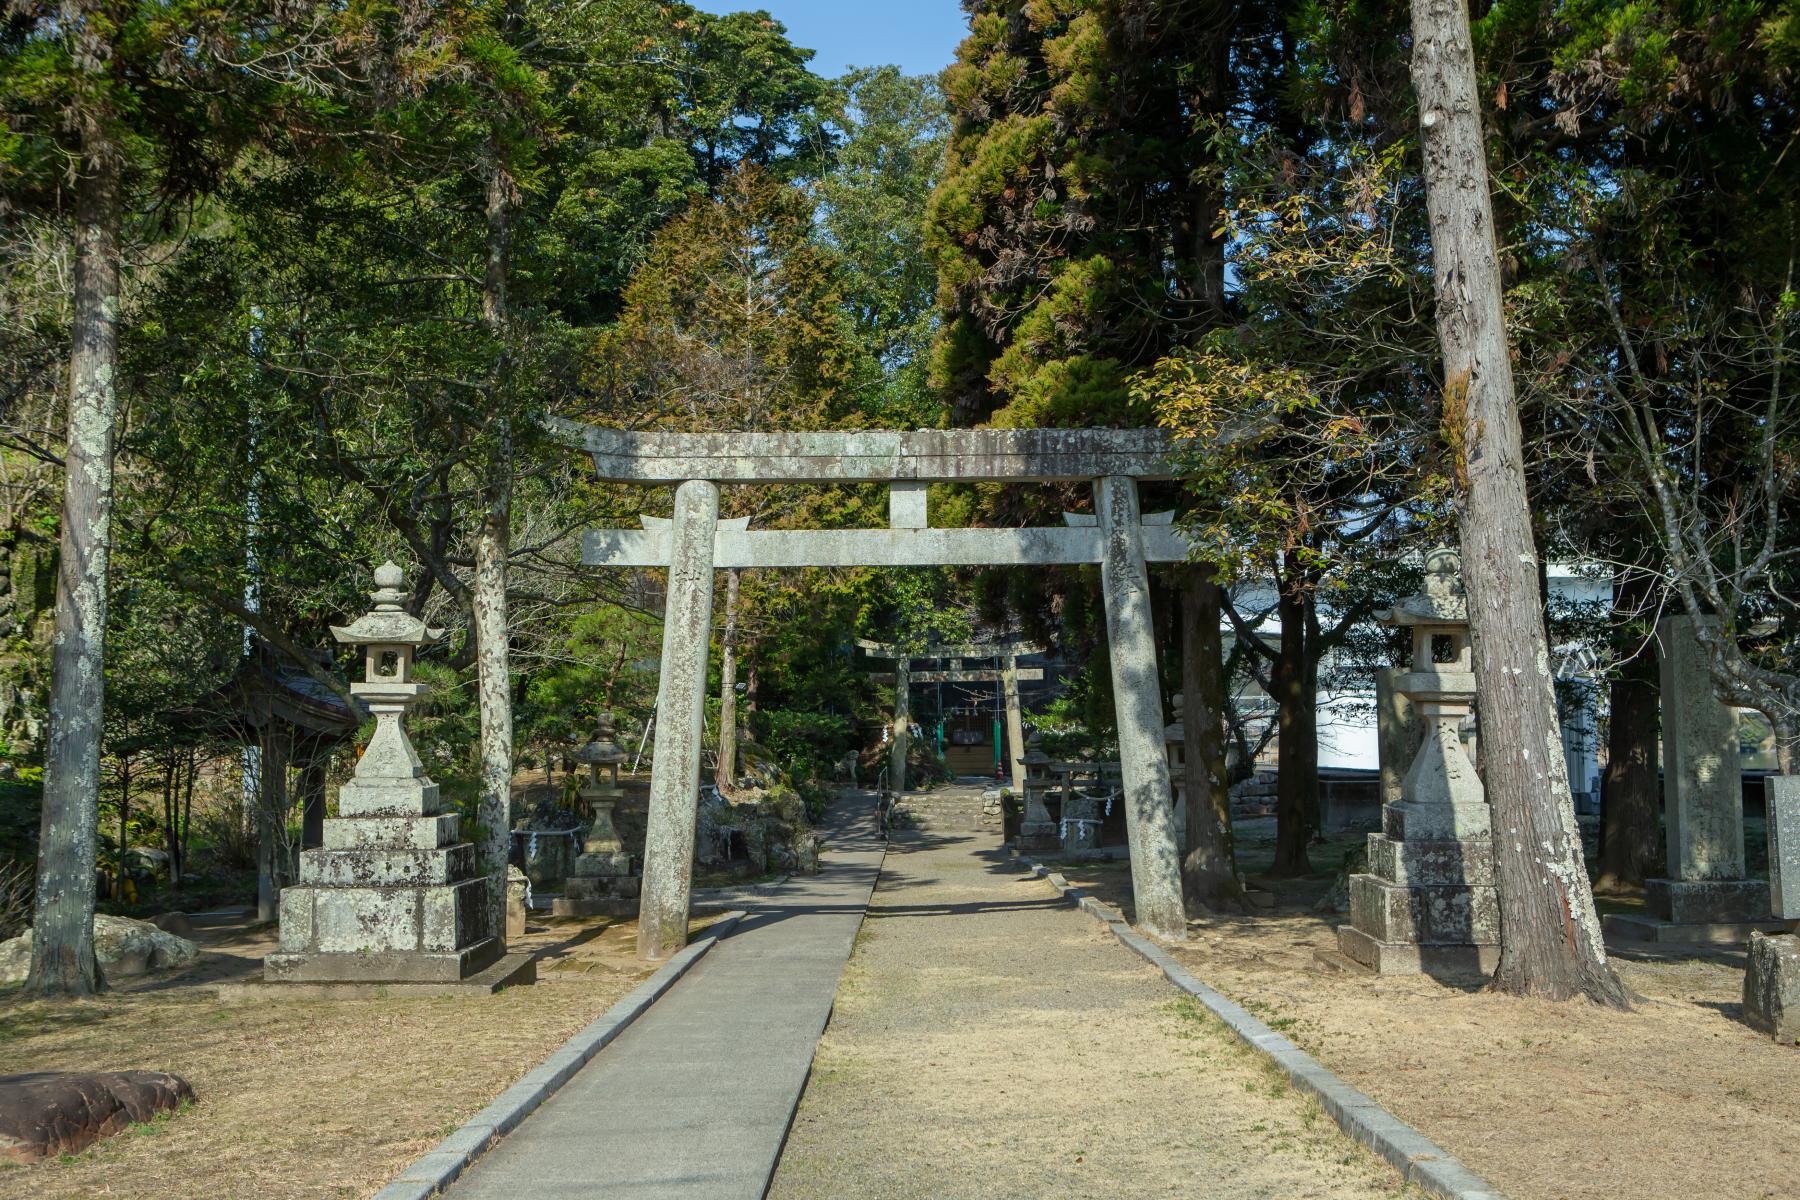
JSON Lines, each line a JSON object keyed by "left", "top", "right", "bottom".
{"left": 1743, "top": 930, "right": 1800, "bottom": 1043}
{"left": 0, "top": 1070, "right": 195, "bottom": 1163}
{"left": 0, "top": 914, "right": 201, "bottom": 984}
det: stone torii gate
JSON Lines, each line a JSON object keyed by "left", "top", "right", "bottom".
{"left": 556, "top": 423, "right": 1197, "bottom": 954}
{"left": 855, "top": 638, "right": 1044, "bottom": 794}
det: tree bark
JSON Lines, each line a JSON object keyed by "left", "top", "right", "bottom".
{"left": 1180, "top": 566, "right": 1240, "bottom": 912}
{"left": 1596, "top": 566, "right": 1660, "bottom": 891}
{"left": 114, "top": 755, "right": 130, "bottom": 902}
{"left": 716, "top": 569, "right": 740, "bottom": 792}
{"left": 1410, "top": 0, "right": 1630, "bottom": 1006}
{"left": 1270, "top": 551, "right": 1315, "bottom": 877}
{"left": 472, "top": 143, "right": 516, "bottom": 949}
{"left": 255, "top": 723, "right": 291, "bottom": 923}
{"left": 28, "top": 120, "right": 121, "bottom": 997}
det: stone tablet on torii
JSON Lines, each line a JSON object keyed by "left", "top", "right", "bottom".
{"left": 553, "top": 420, "right": 1194, "bottom": 955}
{"left": 854, "top": 637, "right": 1045, "bottom": 795}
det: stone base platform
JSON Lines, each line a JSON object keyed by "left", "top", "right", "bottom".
{"left": 551, "top": 896, "right": 641, "bottom": 918}
{"left": 1337, "top": 926, "right": 1497, "bottom": 979}
{"left": 266, "top": 933, "right": 501, "bottom": 984}
{"left": 222, "top": 950, "right": 534, "bottom": 1001}
{"left": 1602, "top": 912, "right": 1786, "bottom": 946}
{"left": 1645, "top": 877, "right": 1771, "bottom": 925}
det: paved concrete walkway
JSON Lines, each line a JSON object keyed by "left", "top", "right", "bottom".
{"left": 768, "top": 787, "right": 1409, "bottom": 1199}
{"left": 446, "top": 792, "right": 884, "bottom": 1199}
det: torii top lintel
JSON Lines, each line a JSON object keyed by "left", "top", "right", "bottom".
{"left": 547, "top": 419, "right": 1176, "bottom": 484}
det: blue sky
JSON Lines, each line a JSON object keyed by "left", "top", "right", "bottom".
{"left": 696, "top": 2, "right": 970, "bottom": 79}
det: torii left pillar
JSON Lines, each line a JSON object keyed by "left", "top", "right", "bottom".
{"left": 891, "top": 660, "right": 912, "bottom": 796}
{"left": 637, "top": 479, "right": 719, "bottom": 960}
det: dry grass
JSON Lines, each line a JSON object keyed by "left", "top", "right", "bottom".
{"left": 1058, "top": 858, "right": 1800, "bottom": 1200}
{"left": 0, "top": 909, "right": 719, "bottom": 1200}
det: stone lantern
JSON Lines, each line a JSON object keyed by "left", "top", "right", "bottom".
{"left": 1017, "top": 730, "right": 1059, "bottom": 852}
{"left": 1338, "top": 547, "right": 1498, "bottom": 977}
{"left": 1164, "top": 694, "right": 1187, "bottom": 833}
{"left": 556, "top": 712, "right": 639, "bottom": 916}
{"left": 266, "top": 561, "right": 499, "bottom": 984}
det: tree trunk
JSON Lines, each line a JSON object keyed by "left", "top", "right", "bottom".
{"left": 299, "top": 756, "right": 326, "bottom": 850}
{"left": 716, "top": 569, "right": 740, "bottom": 792}
{"left": 1410, "top": 0, "right": 1629, "bottom": 1006}
{"left": 255, "top": 724, "right": 291, "bottom": 923}
{"left": 115, "top": 756, "right": 130, "bottom": 902}
{"left": 179, "top": 748, "right": 197, "bottom": 889}
{"left": 473, "top": 143, "right": 515, "bottom": 949}
{"left": 1270, "top": 553, "right": 1315, "bottom": 877}
{"left": 28, "top": 124, "right": 121, "bottom": 997}
{"left": 1180, "top": 566, "right": 1240, "bottom": 912}
{"left": 1596, "top": 566, "right": 1660, "bottom": 891}
{"left": 161, "top": 753, "right": 180, "bottom": 892}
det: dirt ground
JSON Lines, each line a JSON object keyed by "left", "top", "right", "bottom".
{"left": 770, "top": 812, "right": 1422, "bottom": 1200}
{"left": 1056, "top": 855, "right": 1800, "bottom": 1200}
{"left": 0, "top": 908, "right": 722, "bottom": 1200}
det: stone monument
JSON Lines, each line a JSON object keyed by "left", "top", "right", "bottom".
{"left": 1646, "top": 616, "right": 1768, "bottom": 927}
{"left": 554, "top": 713, "right": 639, "bottom": 916}
{"left": 1338, "top": 548, "right": 1499, "bottom": 977}
{"left": 266, "top": 561, "right": 500, "bottom": 984}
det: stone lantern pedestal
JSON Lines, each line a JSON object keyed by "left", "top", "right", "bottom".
{"left": 266, "top": 562, "right": 501, "bottom": 985}
{"left": 1338, "top": 549, "right": 1499, "bottom": 978}
{"left": 555, "top": 713, "right": 641, "bottom": 917}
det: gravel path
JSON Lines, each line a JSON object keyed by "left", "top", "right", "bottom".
{"left": 769, "top": 789, "right": 1414, "bottom": 1200}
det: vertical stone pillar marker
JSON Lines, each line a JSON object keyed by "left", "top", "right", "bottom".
{"left": 1094, "top": 474, "right": 1186, "bottom": 941}
{"left": 1644, "top": 615, "right": 1769, "bottom": 927}
{"left": 637, "top": 479, "right": 719, "bottom": 961}
{"left": 1338, "top": 549, "right": 1498, "bottom": 977}
{"left": 1002, "top": 655, "right": 1027, "bottom": 792}
{"left": 1374, "top": 667, "right": 1422, "bottom": 808}
{"left": 890, "top": 660, "right": 911, "bottom": 796}
{"left": 267, "top": 562, "right": 498, "bottom": 984}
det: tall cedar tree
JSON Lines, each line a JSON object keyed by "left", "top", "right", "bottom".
{"left": 1410, "top": 0, "right": 1630, "bottom": 1006}
{"left": 1, "top": 0, "right": 327, "bottom": 996}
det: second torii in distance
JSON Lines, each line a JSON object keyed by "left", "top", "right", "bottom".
{"left": 856, "top": 638, "right": 1045, "bottom": 794}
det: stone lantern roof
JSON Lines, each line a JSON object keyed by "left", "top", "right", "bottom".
{"left": 1021, "top": 729, "right": 1050, "bottom": 768}
{"left": 330, "top": 561, "right": 442, "bottom": 647}
{"left": 574, "top": 712, "right": 628, "bottom": 768}
{"left": 1164, "top": 693, "right": 1184, "bottom": 743}
{"left": 1377, "top": 546, "right": 1468, "bottom": 628}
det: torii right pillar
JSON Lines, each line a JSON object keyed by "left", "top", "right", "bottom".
{"left": 1095, "top": 475, "right": 1186, "bottom": 940}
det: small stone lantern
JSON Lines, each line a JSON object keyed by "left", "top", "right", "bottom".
{"left": 1338, "top": 547, "right": 1498, "bottom": 977}
{"left": 555, "top": 712, "right": 639, "bottom": 916}
{"left": 1018, "top": 730, "right": 1059, "bottom": 851}
{"left": 1163, "top": 694, "right": 1187, "bottom": 832}
{"left": 267, "top": 561, "right": 498, "bottom": 984}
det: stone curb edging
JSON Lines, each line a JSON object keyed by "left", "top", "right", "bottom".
{"left": 1019, "top": 859, "right": 1504, "bottom": 1200}
{"left": 370, "top": 910, "right": 747, "bottom": 1200}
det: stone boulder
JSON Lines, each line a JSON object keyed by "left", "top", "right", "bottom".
{"left": 1743, "top": 930, "right": 1800, "bottom": 1043}
{"left": 0, "top": 1070, "right": 195, "bottom": 1163}
{"left": 0, "top": 915, "right": 200, "bottom": 984}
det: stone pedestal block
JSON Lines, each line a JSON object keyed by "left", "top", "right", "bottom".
{"left": 1743, "top": 931, "right": 1800, "bottom": 1043}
